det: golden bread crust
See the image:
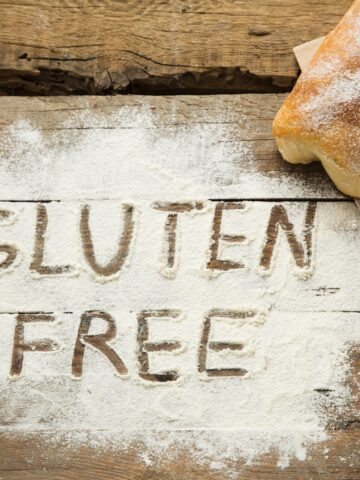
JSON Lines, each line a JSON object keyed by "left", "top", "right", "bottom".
{"left": 273, "top": 0, "right": 360, "bottom": 197}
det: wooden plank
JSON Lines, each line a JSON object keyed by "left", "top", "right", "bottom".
{"left": 0, "top": 96, "right": 359, "bottom": 479}
{"left": 0, "top": 0, "right": 353, "bottom": 95}
{"left": 0, "top": 429, "right": 359, "bottom": 479}
{"left": 0, "top": 199, "right": 359, "bottom": 477}
{"left": 0, "top": 345, "right": 358, "bottom": 479}
{"left": 0, "top": 95, "right": 344, "bottom": 199}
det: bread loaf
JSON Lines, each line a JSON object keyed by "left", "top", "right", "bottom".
{"left": 273, "top": 0, "right": 360, "bottom": 197}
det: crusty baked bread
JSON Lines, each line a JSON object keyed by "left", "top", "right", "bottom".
{"left": 273, "top": 0, "right": 360, "bottom": 197}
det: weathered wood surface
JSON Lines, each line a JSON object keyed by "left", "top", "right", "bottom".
{"left": 0, "top": 348, "right": 358, "bottom": 480}
{"left": 0, "top": 96, "right": 358, "bottom": 479}
{"left": 0, "top": 0, "right": 353, "bottom": 95}
{"left": 0, "top": 430, "right": 359, "bottom": 480}
{"left": 0, "top": 95, "right": 345, "bottom": 199}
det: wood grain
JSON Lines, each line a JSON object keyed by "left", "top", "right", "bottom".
{"left": 0, "top": 96, "right": 358, "bottom": 479}
{"left": 0, "top": 95, "right": 346, "bottom": 199}
{"left": 0, "top": 430, "right": 359, "bottom": 479}
{"left": 0, "top": 0, "right": 353, "bottom": 95}
{"left": 1, "top": 340, "right": 360, "bottom": 480}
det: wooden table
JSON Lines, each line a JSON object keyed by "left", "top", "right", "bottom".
{"left": 0, "top": 2, "right": 359, "bottom": 479}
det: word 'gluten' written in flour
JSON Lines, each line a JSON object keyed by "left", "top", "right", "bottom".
{"left": 0, "top": 201, "right": 316, "bottom": 278}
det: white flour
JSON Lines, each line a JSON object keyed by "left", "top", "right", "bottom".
{"left": 0, "top": 106, "right": 358, "bottom": 476}
{"left": 0, "top": 102, "right": 341, "bottom": 200}
{"left": 298, "top": 5, "right": 360, "bottom": 152}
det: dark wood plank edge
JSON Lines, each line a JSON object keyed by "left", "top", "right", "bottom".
{"left": 0, "top": 1, "right": 352, "bottom": 95}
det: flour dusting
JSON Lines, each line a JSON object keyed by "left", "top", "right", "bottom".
{"left": 297, "top": 3, "right": 360, "bottom": 158}
{"left": 0, "top": 106, "right": 358, "bottom": 476}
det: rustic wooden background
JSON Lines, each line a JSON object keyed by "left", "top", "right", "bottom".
{"left": 0, "top": 1, "right": 359, "bottom": 479}
{"left": 0, "top": 0, "right": 353, "bottom": 95}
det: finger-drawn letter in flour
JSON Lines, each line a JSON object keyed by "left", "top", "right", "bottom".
{"left": 0, "top": 243, "right": 18, "bottom": 272}
{"left": 72, "top": 310, "right": 128, "bottom": 378}
{"left": 0, "top": 108, "right": 359, "bottom": 476}
{"left": 0, "top": 208, "right": 18, "bottom": 272}
{"left": 137, "top": 310, "right": 183, "bottom": 382}
{"left": 11, "top": 313, "right": 59, "bottom": 376}
{"left": 260, "top": 202, "right": 317, "bottom": 274}
{"left": 207, "top": 202, "right": 247, "bottom": 270}
{"left": 152, "top": 201, "right": 205, "bottom": 276}
{"left": 199, "top": 309, "right": 253, "bottom": 377}
{"left": 80, "top": 204, "right": 135, "bottom": 278}
{"left": 0, "top": 209, "right": 14, "bottom": 222}
{"left": 30, "top": 204, "right": 73, "bottom": 275}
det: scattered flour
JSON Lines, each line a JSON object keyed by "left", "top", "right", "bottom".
{"left": 298, "top": 5, "right": 360, "bottom": 139}
{"left": 0, "top": 106, "right": 358, "bottom": 475}
{"left": 0, "top": 103, "right": 341, "bottom": 200}
{"left": 300, "top": 70, "right": 360, "bottom": 129}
